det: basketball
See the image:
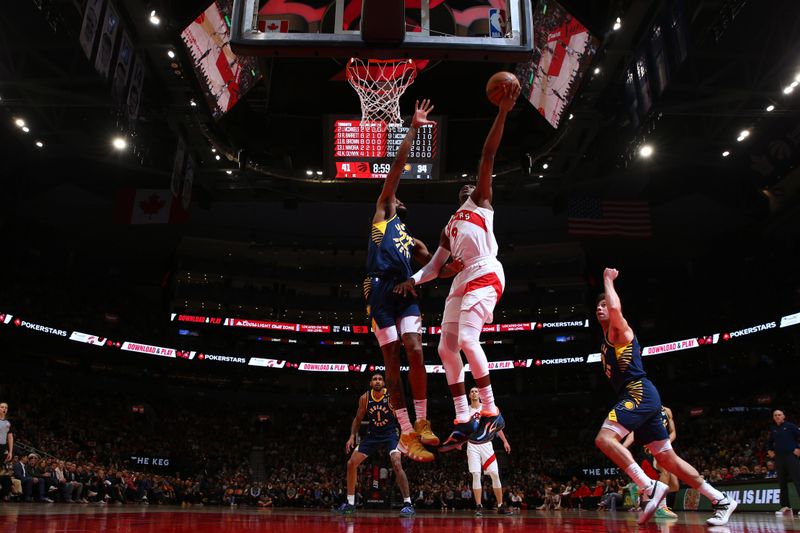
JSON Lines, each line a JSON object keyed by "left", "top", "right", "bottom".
{"left": 486, "top": 71, "right": 520, "bottom": 106}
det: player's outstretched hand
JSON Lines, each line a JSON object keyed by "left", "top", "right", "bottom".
{"left": 394, "top": 279, "right": 418, "bottom": 298}
{"left": 412, "top": 99, "right": 435, "bottom": 129}
{"left": 345, "top": 435, "right": 355, "bottom": 454}
{"left": 603, "top": 268, "right": 619, "bottom": 281}
{"left": 498, "top": 83, "right": 520, "bottom": 113}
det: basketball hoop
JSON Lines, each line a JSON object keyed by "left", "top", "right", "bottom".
{"left": 346, "top": 58, "right": 417, "bottom": 127}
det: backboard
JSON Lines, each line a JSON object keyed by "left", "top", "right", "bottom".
{"left": 230, "top": 0, "right": 533, "bottom": 61}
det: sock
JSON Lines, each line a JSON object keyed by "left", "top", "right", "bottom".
{"left": 698, "top": 482, "right": 726, "bottom": 504}
{"left": 659, "top": 498, "right": 668, "bottom": 509}
{"left": 624, "top": 463, "right": 654, "bottom": 492}
{"left": 396, "top": 408, "right": 414, "bottom": 433}
{"left": 347, "top": 495, "right": 355, "bottom": 505}
{"left": 404, "top": 497, "right": 411, "bottom": 504}
{"left": 478, "top": 385, "right": 498, "bottom": 414}
{"left": 414, "top": 399, "right": 427, "bottom": 422}
{"left": 454, "top": 394, "right": 470, "bottom": 423}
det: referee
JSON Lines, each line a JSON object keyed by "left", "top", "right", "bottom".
{"left": 767, "top": 409, "right": 800, "bottom": 516}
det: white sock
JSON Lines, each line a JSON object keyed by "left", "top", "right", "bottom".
{"left": 698, "top": 482, "right": 725, "bottom": 504}
{"left": 624, "top": 463, "right": 654, "bottom": 492}
{"left": 414, "top": 399, "right": 427, "bottom": 421}
{"left": 347, "top": 495, "right": 355, "bottom": 505}
{"left": 454, "top": 394, "right": 470, "bottom": 423}
{"left": 395, "top": 408, "right": 414, "bottom": 433}
{"left": 404, "top": 497, "right": 411, "bottom": 504}
{"left": 478, "top": 385, "right": 497, "bottom": 414}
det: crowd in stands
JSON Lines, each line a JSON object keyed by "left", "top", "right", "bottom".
{"left": 1, "top": 374, "right": 794, "bottom": 511}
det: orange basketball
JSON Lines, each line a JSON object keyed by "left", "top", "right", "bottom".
{"left": 486, "top": 71, "right": 520, "bottom": 106}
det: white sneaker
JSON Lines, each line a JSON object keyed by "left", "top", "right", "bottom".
{"left": 707, "top": 498, "right": 737, "bottom": 526}
{"left": 638, "top": 481, "right": 669, "bottom": 525}
{"left": 775, "top": 506, "right": 792, "bottom": 516}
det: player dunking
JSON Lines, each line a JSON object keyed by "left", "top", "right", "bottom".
{"left": 465, "top": 387, "right": 512, "bottom": 516}
{"left": 365, "top": 99, "right": 455, "bottom": 462}
{"left": 623, "top": 405, "right": 680, "bottom": 519}
{"left": 335, "top": 374, "right": 415, "bottom": 516}
{"left": 395, "top": 83, "right": 520, "bottom": 451}
{"left": 594, "top": 268, "right": 736, "bottom": 525}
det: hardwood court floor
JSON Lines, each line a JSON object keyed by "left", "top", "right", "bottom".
{"left": 0, "top": 505, "right": 798, "bottom": 532}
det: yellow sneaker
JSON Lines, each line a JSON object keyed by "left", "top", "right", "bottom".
{"left": 398, "top": 432, "right": 434, "bottom": 462}
{"left": 414, "top": 419, "right": 440, "bottom": 447}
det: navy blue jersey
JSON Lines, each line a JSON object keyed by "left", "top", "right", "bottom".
{"left": 600, "top": 334, "right": 647, "bottom": 396}
{"left": 366, "top": 214, "right": 415, "bottom": 279}
{"left": 366, "top": 388, "right": 398, "bottom": 436}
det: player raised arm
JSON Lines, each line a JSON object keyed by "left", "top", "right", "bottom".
{"left": 373, "top": 99, "right": 435, "bottom": 223}
{"left": 345, "top": 393, "right": 368, "bottom": 454}
{"left": 602, "top": 268, "right": 634, "bottom": 346}
{"left": 411, "top": 237, "right": 463, "bottom": 281}
{"left": 472, "top": 84, "right": 519, "bottom": 209}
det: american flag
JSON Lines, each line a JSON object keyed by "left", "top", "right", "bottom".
{"left": 567, "top": 198, "right": 652, "bottom": 238}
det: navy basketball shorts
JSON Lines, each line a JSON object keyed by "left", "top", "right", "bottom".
{"left": 355, "top": 429, "right": 400, "bottom": 458}
{"left": 365, "top": 276, "right": 421, "bottom": 330}
{"left": 603, "top": 378, "right": 669, "bottom": 444}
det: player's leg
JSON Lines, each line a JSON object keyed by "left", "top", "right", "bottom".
{"left": 398, "top": 309, "right": 439, "bottom": 446}
{"left": 485, "top": 459, "right": 510, "bottom": 515}
{"left": 653, "top": 460, "right": 679, "bottom": 519}
{"left": 335, "top": 450, "right": 367, "bottom": 513}
{"left": 467, "top": 444, "right": 483, "bottom": 515}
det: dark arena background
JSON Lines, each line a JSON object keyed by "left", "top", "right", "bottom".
{"left": 1, "top": 1, "right": 800, "bottom": 532}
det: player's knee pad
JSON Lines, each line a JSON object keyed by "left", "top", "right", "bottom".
{"left": 471, "top": 472, "right": 482, "bottom": 490}
{"left": 647, "top": 439, "right": 673, "bottom": 455}
{"left": 438, "top": 326, "right": 464, "bottom": 385}
{"left": 374, "top": 325, "right": 399, "bottom": 347}
{"left": 488, "top": 471, "right": 501, "bottom": 489}
{"left": 458, "top": 323, "right": 489, "bottom": 380}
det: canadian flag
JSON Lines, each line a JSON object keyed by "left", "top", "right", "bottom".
{"left": 258, "top": 19, "right": 289, "bottom": 32}
{"left": 113, "top": 188, "right": 190, "bottom": 224}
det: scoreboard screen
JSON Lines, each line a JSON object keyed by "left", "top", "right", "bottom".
{"left": 324, "top": 115, "right": 445, "bottom": 180}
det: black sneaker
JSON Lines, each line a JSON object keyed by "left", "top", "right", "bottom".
{"left": 469, "top": 411, "right": 505, "bottom": 444}
{"left": 497, "top": 504, "right": 513, "bottom": 515}
{"left": 474, "top": 504, "right": 484, "bottom": 517}
{"left": 439, "top": 418, "right": 479, "bottom": 453}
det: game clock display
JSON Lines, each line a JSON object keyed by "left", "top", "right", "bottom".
{"left": 325, "top": 116, "right": 444, "bottom": 180}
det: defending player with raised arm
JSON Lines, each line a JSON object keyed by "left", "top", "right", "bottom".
{"left": 334, "top": 374, "right": 415, "bottom": 517}
{"left": 594, "top": 268, "right": 736, "bottom": 526}
{"left": 365, "top": 99, "right": 460, "bottom": 463}
{"left": 395, "top": 83, "right": 520, "bottom": 452}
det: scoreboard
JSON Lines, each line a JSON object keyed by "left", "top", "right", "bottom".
{"left": 325, "top": 115, "right": 444, "bottom": 180}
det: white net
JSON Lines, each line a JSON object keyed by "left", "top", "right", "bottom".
{"left": 346, "top": 58, "right": 417, "bottom": 127}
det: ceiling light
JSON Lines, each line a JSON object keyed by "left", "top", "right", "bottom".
{"left": 149, "top": 10, "right": 160, "bottom": 25}
{"left": 538, "top": 174, "right": 543, "bottom": 179}
{"left": 613, "top": 17, "right": 622, "bottom": 31}
{"left": 211, "top": 148, "right": 216, "bottom": 153}
{"left": 792, "top": 81, "right": 799, "bottom": 89}
{"left": 568, "top": 113, "right": 574, "bottom": 120}
{"left": 316, "top": 170, "right": 323, "bottom": 176}
{"left": 35, "top": 141, "right": 44, "bottom": 148}
{"left": 112, "top": 137, "right": 127, "bottom": 150}
{"left": 542, "top": 163, "right": 549, "bottom": 169}
{"left": 766, "top": 104, "right": 775, "bottom": 112}
{"left": 594, "top": 67, "right": 601, "bottom": 75}
{"left": 737, "top": 129, "right": 750, "bottom": 142}
{"left": 639, "top": 144, "right": 653, "bottom": 158}
{"left": 306, "top": 170, "right": 313, "bottom": 176}
{"left": 784, "top": 86, "right": 794, "bottom": 94}
{"left": 21, "top": 126, "right": 30, "bottom": 133}
{"left": 722, "top": 150, "right": 730, "bottom": 157}
{"left": 167, "top": 50, "right": 176, "bottom": 59}
{"left": 461, "top": 173, "right": 468, "bottom": 178}
{"left": 189, "top": 99, "right": 196, "bottom": 107}
{"left": 215, "top": 154, "right": 221, "bottom": 160}
{"left": 14, "top": 118, "right": 25, "bottom": 128}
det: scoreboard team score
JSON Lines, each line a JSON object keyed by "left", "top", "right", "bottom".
{"left": 326, "top": 116, "right": 444, "bottom": 180}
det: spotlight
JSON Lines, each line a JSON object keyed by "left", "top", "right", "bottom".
{"left": 305, "top": 170, "right": 313, "bottom": 176}
{"left": 226, "top": 170, "right": 233, "bottom": 175}
{"left": 639, "top": 144, "right": 653, "bottom": 158}
{"left": 14, "top": 118, "right": 25, "bottom": 128}
{"left": 112, "top": 137, "right": 127, "bottom": 150}
{"left": 784, "top": 86, "right": 794, "bottom": 94}
{"left": 35, "top": 141, "right": 44, "bottom": 148}
{"left": 215, "top": 154, "right": 221, "bottom": 161}
{"left": 722, "top": 151, "right": 730, "bottom": 157}
{"left": 538, "top": 174, "right": 543, "bottom": 179}
{"left": 568, "top": 113, "right": 574, "bottom": 120}
{"left": 461, "top": 173, "right": 468, "bottom": 178}
{"left": 613, "top": 17, "right": 622, "bottom": 31}
{"left": 211, "top": 148, "right": 216, "bottom": 153}
{"left": 793, "top": 81, "right": 799, "bottom": 89}
{"left": 594, "top": 67, "right": 601, "bottom": 75}
{"left": 737, "top": 129, "right": 750, "bottom": 142}
{"left": 21, "top": 126, "right": 30, "bottom": 133}
{"left": 315, "top": 170, "right": 323, "bottom": 176}
{"left": 189, "top": 99, "right": 197, "bottom": 107}
{"left": 167, "top": 50, "right": 176, "bottom": 59}
{"left": 149, "top": 10, "right": 160, "bottom": 25}
{"left": 542, "top": 163, "right": 549, "bottom": 169}
{"left": 766, "top": 104, "right": 775, "bottom": 112}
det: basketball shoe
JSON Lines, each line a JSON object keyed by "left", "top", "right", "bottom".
{"left": 707, "top": 498, "right": 737, "bottom": 526}
{"left": 414, "top": 419, "right": 440, "bottom": 447}
{"left": 469, "top": 409, "right": 505, "bottom": 444}
{"left": 638, "top": 481, "right": 668, "bottom": 525}
{"left": 397, "top": 433, "right": 434, "bottom": 462}
{"left": 439, "top": 418, "right": 480, "bottom": 453}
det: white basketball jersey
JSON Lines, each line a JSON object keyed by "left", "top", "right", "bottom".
{"left": 445, "top": 197, "right": 498, "bottom": 263}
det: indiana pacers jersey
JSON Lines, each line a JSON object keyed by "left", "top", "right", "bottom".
{"left": 366, "top": 214, "right": 415, "bottom": 279}
{"left": 366, "top": 388, "right": 398, "bottom": 436}
{"left": 600, "top": 334, "right": 647, "bottom": 396}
